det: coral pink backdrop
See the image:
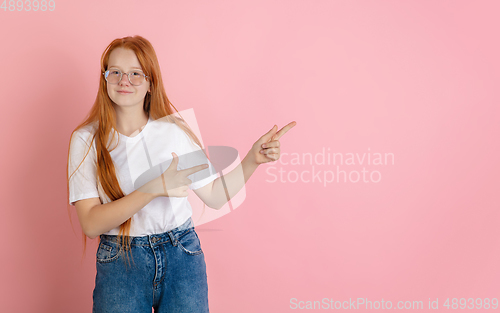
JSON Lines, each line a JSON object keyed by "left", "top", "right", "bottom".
{"left": 0, "top": 1, "right": 498, "bottom": 312}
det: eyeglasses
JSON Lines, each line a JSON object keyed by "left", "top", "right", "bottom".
{"left": 103, "top": 69, "right": 149, "bottom": 86}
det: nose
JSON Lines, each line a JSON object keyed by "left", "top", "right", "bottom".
{"left": 118, "top": 73, "right": 131, "bottom": 85}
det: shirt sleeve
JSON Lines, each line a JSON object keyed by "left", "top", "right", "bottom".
{"left": 176, "top": 127, "right": 219, "bottom": 190}
{"left": 68, "top": 129, "right": 100, "bottom": 205}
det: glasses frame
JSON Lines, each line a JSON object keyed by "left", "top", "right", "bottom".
{"left": 102, "top": 69, "right": 149, "bottom": 86}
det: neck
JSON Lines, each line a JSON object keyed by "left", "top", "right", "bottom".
{"left": 114, "top": 106, "right": 149, "bottom": 137}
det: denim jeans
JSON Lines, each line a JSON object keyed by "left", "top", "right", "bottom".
{"left": 92, "top": 217, "right": 209, "bottom": 313}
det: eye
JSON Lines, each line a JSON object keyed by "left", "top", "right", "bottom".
{"left": 110, "top": 70, "right": 120, "bottom": 75}
{"left": 131, "top": 71, "right": 143, "bottom": 76}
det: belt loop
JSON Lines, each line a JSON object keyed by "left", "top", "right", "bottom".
{"left": 167, "top": 231, "right": 177, "bottom": 246}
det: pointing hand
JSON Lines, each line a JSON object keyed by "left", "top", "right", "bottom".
{"left": 247, "top": 121, "right": 297, "bottom": 165}
{"left": 138, "top": 152, "right": 209, "bottom": 198}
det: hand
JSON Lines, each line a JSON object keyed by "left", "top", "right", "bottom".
{"left": 137, "top": 152, "right": 209, "bottom": 198}
{"left": 247, "top": 121, "right": 297, "bottom": 165}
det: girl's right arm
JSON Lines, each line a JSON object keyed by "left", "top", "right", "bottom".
{"left": 74, "top": 189, "right": 156, "bottom": 240}
{"left": 74, "top": 152, "right": 208, "bottom": 239}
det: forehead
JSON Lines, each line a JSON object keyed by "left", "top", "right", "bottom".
{"left": 107, "top": 48, "right": 143, "bottom": 70}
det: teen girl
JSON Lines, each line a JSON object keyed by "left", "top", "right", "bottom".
{"left": 67, "top": 35, "right": 295, "bottom": 313}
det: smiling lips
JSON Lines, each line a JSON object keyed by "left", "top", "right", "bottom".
{"left": 117, "top": 90, "right": 132, "bottom": 94}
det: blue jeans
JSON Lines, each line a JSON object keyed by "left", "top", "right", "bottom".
{"left": 92, "top": 217, "right": 209, "bottom": 313}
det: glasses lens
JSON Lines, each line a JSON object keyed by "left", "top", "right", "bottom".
{"left": 106, "top": 70, "right": 121, "bottom": 84}
{"left": 129, "top": 71, "right": 145, "bottom": 85}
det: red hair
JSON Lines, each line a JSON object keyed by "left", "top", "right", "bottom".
{"left": 66, "top": 35, "right": 209, "bottom": 265}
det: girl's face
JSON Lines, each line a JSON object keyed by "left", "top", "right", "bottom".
{"left": 106, "top": 47, "right": 151, "bottom": 110}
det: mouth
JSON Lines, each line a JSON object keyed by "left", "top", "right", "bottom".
{"left": 117, "top": 91, "right": 133, "bottom": 94}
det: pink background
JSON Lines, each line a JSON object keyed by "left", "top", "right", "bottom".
{"left": 1, "top": 0, "right": 499, "bottom": 312}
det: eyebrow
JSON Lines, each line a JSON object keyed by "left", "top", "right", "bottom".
{"left": 108, "top": 66, "right": 144, "bottom": 71}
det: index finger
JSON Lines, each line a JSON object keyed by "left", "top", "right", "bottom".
{"left": 272, "top": 121, "right": 297, "bottom": 141}
{"left": 179, "top": 163, "right": 210, "bottom": 177}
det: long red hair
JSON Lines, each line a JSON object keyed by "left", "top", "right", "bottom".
{"left": 66, "top": 35, "right": 209, "bottom": 265}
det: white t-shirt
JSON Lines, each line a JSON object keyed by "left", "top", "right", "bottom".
{"left": 68, "top": 115, "right": 218, "bottom": 236}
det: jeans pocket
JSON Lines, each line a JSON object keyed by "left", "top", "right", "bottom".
{"left": 177, "top": 230, "right": 203, "bottom": 256}
{"left": 96, "top": 241, "right": 121, "bottom": 263}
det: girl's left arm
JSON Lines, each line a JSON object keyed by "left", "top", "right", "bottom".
{"left": 194, "top": 121, "right": 296, "bottom": 210}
